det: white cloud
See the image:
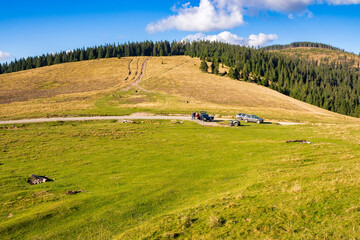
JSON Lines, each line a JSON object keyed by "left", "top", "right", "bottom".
{"left": 0, "top": 51, "right": 10, "bottom": 60}
{"left": 182, "top": 31, "right": 278, "bottom": 47}
{"left": 325, "top": 0, "right": 360, "bottom": 4}
{"left": 147, "top": 0, "right": 360, "bottom": 33}
{"left": 146, "top": 0, "right": 244, "bottom": 33}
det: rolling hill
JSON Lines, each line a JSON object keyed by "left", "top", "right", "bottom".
{"left": 2, "top": 40, "right": 360, "bottom": 117}
{"left": 2, "top": 55, "right": 360, "bottom": 239}
{"left": 0, "top": 56, "right": 352, "bottom": 123}
{"left": 268, "top": 45, "right": 360, "bottom": 69}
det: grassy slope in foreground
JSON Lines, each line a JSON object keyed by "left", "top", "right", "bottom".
{"left": 1, "top": 56, "right": 360, "bottom": 239}
{"left": 0, "top": 56, "right": 353, "bottom": 123}
{"left": 1, "top": 120, "right": 360, "bottom": 239}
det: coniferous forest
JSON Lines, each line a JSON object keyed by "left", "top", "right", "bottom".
{"left": 261, "top": 41, "right": 343, "bottom": 51}
{"left": 1, "top": 41, "right": 360, "bottom": 117}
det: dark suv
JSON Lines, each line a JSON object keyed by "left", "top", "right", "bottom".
{"left": 244, "top": 114, "right": 264, "bottom": 124}
{"left": 199, "top": 111, "right": 214, "bottom": 122}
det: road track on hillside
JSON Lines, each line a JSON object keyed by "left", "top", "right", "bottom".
{"left": 0, "top": 116, "right": 213, "bottom": 126}
{"left": 122, "top": 58, "right": 151, "bottom": 92}
{"left": 0, "top": 115, "right": 302, "bottom": 126}
{"left": 124, "top": 59, "right": 133, "bottom": 81}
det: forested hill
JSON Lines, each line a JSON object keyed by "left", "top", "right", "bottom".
{"left": 262, "top": 42, "right": 343, "bottom": 51}
{"left": 1, "top": 41, "right": 360, "bottom": 117}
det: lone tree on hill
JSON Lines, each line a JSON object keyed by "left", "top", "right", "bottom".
{"left": 200, "top": 60, "right": 209, "bottom": 73}
{"left": 211, "top": 60, "right": 219, "bottom": 75}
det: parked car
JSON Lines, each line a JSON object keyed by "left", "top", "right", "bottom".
{"left": 199, "top": 111, "right": 214, "bottom": 122}
{"left": 229, "top": 120, "right": 241, "bottom": 126}
{"left": 236, "top": 113, "right": 246, "bottom": 120}
{"left": 244, "top": 114, "right": 264, "bottom": 124}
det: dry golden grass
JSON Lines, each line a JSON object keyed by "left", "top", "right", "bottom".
{"left": 0, "top": 57, "right": 147, "bottom": 104}
{"left": 141, "top": 56, "right": 356, "bottom": 122}
{"left": 0, "top": 57, "right": 149, "bottom": 119}
{"left": 1, "top": 55, "right": 359, "bottom": 123}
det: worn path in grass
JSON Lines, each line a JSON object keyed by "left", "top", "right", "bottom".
{"left": 0, "top": 115, "right": 302, "bottom": 126}
{"left": 122, "top": 58, "right": 151, "bottom": 92}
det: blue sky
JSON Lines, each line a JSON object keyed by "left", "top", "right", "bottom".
{"left": 1, "top": 0, "right": 360, "bottom": 63}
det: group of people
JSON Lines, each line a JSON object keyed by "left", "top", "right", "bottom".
{"left": 191, "top": 112, "right": 200, "bottom": 120}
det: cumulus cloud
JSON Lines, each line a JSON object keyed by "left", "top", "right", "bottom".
{"left": 147, "top": 0, "right": 360, "bottom": 33}
{"left": 325, "top": 0, "right": 360, "bottom": 4}
{"left": 182, "top": 31, "right": 278, "bottom": 47}
{"left": 0, "top": 51, "right": 10, "bottom": 60}
{"left": 146, "top": 0, "right": 244, "bottom": 33}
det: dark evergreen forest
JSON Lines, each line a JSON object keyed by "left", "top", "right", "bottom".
{"left": 261, "top": 41, "right": 344, "bottom": 51}
{"left": 1, "top": 41, "right": 359, "bottom": 117}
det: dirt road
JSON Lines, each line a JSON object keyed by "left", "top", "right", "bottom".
{"left": 0, "top": 115, "right": 302, "bottom": 126}
{"left": 122, "top": 58, "right": 151, "bottom": 92}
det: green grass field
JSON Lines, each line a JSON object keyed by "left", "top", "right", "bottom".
{"left": 2, "top": 120, "right": 360, "bottom": 239}
{"left": 1, "top": 56, "right": 360, "bottom": 239}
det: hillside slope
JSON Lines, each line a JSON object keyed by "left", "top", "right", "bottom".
{"left": 273, "top": 47, "right": 360, "bottom": 69}
{"left": 0, "top": 56, "right": 353, "bottom": 123}
{"left": 0, "top": 57, "right": 148, "bottom": 104}
{"left": 141, "top": 56, "right": 346, "bottom": 122}
{"left": 2, "top": 57, "right": 360, "bottom": 240}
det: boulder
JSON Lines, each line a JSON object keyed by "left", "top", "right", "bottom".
{"left": 27, "top": 175, "right": 49, "bottom": 185}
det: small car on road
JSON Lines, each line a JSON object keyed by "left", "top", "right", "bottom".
{"left": 229, "top": 120, "right": 241, "bottom": 126}
{"left": 236, "top": 113, "right": 246, "bottom": 120}
{"left": 244, "top": 114, "right": 264, "bottom": 124}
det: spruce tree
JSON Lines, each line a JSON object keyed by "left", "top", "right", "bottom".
{"left": 98, "top": 47, "right": 103, "bottom": 59}
{"left": 35, "top": 58, "right": 42, "bottom": 68}
{"left": 112, "top": 47, "right": 116, "bottom": 58}
{"left": 80, "top": 50, "right": 85, "bottom": 61}
{"left": 54, "top": 55, "right": 61, "bottom": 64}
{"left": 105, "top": 47, "right": 110, "bottom": 58}
{"left": 200, "top": 60, "right": 209, "bottom": 73}
{"left": 88, "top": 49, "right": 94, "bottom": 60}
{"left": 47, "top": 55, "right": 53, "bottom": 66}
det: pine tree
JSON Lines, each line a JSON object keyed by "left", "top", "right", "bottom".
{"left": 152, "top": 45, "right": 157, "bottom": 56}
{"left": 159, "top": 48, "right": 164, "bottom": 57}
{"left": 105, "top": 47, "right": 110, "bottom": 58}
{"left": 98, "top": 47, "right": 103, "bottom": 59}
{"left": 88, "top": 49, "right": 94, "bottom": 60}
{"left": 80, "top": 50, "right": 85, "bottom": 61}
{"left": 54, "top": 55, "right": 61, "bottom": 64}
{"left": 47, "top": 55, "right": 53, "bottom": 66}
{"left": 35, "top": 58, "right": 42, "bottom": 68}
{"left": 243, "top": 64, "right": 249, "bottom": 81}
{"left": 200, "top": 60, "right": 209, "bottom": 73}
{"left": 213, "top": 61, "right": 219, "bottom": 75}
{"left": 228, "top": 67, "right": 239, "bottom": 79}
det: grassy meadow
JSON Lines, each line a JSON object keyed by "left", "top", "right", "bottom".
{"left": 1, "top": 120, "right": 360, "bottom": 239}
{"left": 1, "top": 55, "right": 360, "bottom": 239}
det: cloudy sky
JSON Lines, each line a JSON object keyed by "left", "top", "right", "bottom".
{"left": 1, "top": 0, "right": 360, "bottom": 63}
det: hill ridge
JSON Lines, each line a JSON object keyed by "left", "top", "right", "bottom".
{"left": 261, "top": 41, "right": 344, "bottom": 52}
